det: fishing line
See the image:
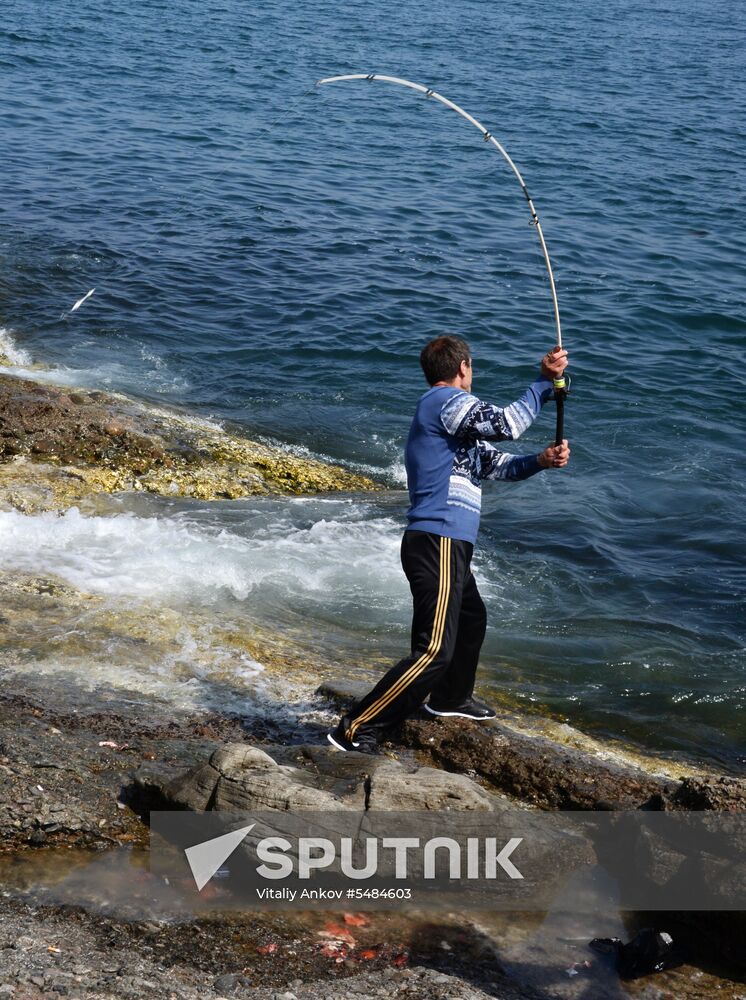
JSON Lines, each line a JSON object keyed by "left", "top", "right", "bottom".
{"left": 315, "top": 72, "right": 569, "bottom": 445}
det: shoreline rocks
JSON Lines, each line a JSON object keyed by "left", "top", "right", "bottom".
{"left": 0, "top": 892, "right": 537, "bottom": 1000}
{"left": 0, "top": 372, "right": 378, "bottom": 511}
{"left": 0, "top": 667, "right": 744, "bottom": 997}
{"left": 136, "top": 741, "right": 504, "bottom": 815}
{"left": 317, "top": 679, "right": 738, "bottom": 810}
{"left": 0, "top": 690, "right": 240, "bottom": 854}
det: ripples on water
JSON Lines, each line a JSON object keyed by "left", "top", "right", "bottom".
{"left": 1, "top": 0, "right": 744, "bottom": 768}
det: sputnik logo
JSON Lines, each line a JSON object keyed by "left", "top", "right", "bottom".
{"left": 183, "top": 822, "right": 526, "bottom": 890}
{"left": 184, "top": 823, "right": 255, "bottom": 891}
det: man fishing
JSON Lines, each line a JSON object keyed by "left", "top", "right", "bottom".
{"left": 327, "top": 335, "right": 570, "bottom": 753}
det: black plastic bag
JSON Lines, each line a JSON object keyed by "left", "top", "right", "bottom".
{"left": 589, "top": 928, "right": 678, "bottom": 979}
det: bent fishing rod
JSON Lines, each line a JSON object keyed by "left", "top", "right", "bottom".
{"left": 316, "top": 72, "right": 569, "bottom": 446}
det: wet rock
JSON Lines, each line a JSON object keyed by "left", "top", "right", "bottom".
{"left": 127, "top": 760, "right": 195, "bottom": 813}
{"left": 0, "top": 376, "right": 161, "bottom": 469}
{"left": 666, "top": 775, "right": 746, "bottom": 811}
{"left": 317, "top": 679, "right": 370, "bottom": 706}
{"left": 410, "top": 716, "right": 668, "bottom": 808}
{"left": 30, "top": 437, "right": 56, "bottom": 455}
{"left": 335, "top": 690, "right": 746, "bottom": 975}
{"left": 0, "top": 373, "right": 378, "bottom": 510}
{"left": 319, "top": 678, "right": 669, "bottom": 809}
{"left": 0, "top": 890, "right": 530, "bottom": 1000}
{"left": 103, "top": 422, "right": 126, "bottom": 437}
{"left": 596, "top": 809, "right": 746, "bottom": 969}
{"left": 0, "top": 694, "right": 151, "bottom": 851}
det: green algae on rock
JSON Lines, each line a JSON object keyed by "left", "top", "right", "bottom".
{"left": 0, "top": 373, "right": 378, "bottom": 510}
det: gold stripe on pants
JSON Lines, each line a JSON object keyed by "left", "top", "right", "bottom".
{"left": 347, "top": 536, "right": 452, "bottom": 741}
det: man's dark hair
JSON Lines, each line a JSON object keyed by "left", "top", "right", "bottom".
{"left": 419, "top": 335, "right": 471, "bottom": 386}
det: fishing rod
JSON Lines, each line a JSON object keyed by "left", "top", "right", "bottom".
{"left": 316, "top": 72, "right": 569, "bottom": 446}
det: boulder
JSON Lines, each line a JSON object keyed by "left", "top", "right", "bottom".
{"left": 136, "top": 742, "right": 594, "bottom": 910}
{"left": 139, "top": 742, "right": 497, "bottom": 815}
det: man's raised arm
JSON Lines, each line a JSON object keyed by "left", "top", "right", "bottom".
{"left": 439, "top": 347, "right": 568, "bottom": 442}
{"left": 440, "top": 376, "right": 554, "bottom": 441}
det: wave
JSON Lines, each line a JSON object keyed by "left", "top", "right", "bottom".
{"left": 1, "top": 325, "right": 190, "bottom": 398}
{"left": 0, "top": 327, "right": 32, "bottom": 366}
{"left": 0, "top": 505, "right": 408, "bottom": 610}
{"left": 260, "top": 434, "right": 407, "bottom": 486}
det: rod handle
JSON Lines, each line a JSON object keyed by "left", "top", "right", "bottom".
{"left": 553, "top": 375, "right": 567, "bottom": 447}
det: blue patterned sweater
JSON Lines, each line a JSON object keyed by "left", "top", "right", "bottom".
{"left": 404, "top": 377, "right": 554, "bottom": 543}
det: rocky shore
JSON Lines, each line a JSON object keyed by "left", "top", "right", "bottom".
{"left": 0, "top": 372, "right": 376, "bottom": 513}
{"left": 1, "top": 667, "right": 744, "bottom": 999}
{"left": 1, "top": 367, "right": 744, "bottom": 999}
{"left": 0, "top": 880, "right": 541, "bottom": 1000}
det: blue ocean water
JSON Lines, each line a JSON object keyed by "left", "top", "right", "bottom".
{"left": 1, "top": 0, "right": 744, "bottom": 768}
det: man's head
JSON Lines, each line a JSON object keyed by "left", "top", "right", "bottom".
{"left": 419, "top": 335, "right": 472, "bottom": 392}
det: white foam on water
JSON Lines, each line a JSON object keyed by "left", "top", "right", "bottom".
{"left": 0, "top": 327, "right": 33, "bottom": 366}
{"left": 0, "top": 504, "right": 412, "bottom": 711}
{"left": 0, "top": 355, "right": 191, "bottom": 398}
{"left": 0, "top": 326, "right": 104, "bottom": 384}
{"left": 0, "top": 341, "right": 221, "bottom": 437}
{"left": 259, "top": 434, "right": 408, "bottom": 486}
{"left": 349, "top": 455, "right": 407, "bottom": 486}
{"left": 0, "top": 507, "right": 408, "bottom": 610}
{"left": 0, "top": 327, "right": 141, "bottom": 391}
{"left": 0, "top": 326, "right": 189, "bottom": 397}
{"left": 388, "top": 460, "right": 407, "bottom": 485}
{"left": 0, "top": 360, "right": 125, "bottom": 387}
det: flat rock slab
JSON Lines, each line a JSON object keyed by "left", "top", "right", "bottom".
{"left": 402, "top": 716, "right": 672, "bottom": 810}
{"left": 136, "top": 741, "right": 596, "bottom": 910}
{"left": 316, "top": 679, "right": 371, "bottom": 707}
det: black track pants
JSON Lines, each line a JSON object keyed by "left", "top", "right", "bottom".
{"left": 343, "top": 529, "right": 487, "bottom": 743}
